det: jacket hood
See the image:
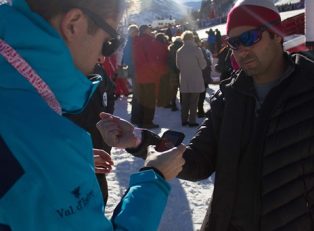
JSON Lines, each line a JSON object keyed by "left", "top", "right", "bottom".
{"left": 0, "top": 0, "right": 98, "bottom": 113}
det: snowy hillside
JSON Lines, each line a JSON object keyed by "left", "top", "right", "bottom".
{"left": 126, "top": 0, "right": 191, "bottom": 25}
{"left": 125, "top": 0, "right": 302, "bottom": 26}
{"left": 184, "top": 1, "right": 202, "bottom": 10}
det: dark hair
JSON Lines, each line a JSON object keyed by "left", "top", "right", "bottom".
{"left": 155, "top": 33, "right": 168, "bottom": 44}
{"left": 139, "top": 25, "right": 150, "bottom": 35}
{"left": 26, "top": 0, "right": 125, "bottom": 33}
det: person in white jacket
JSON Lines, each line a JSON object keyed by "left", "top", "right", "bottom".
{"left": 176, "top": 30, "right": 207, "bottom": 127}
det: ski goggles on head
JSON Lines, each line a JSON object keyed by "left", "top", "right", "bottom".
{"left": 226, "top": 26, "right": 266, "bottom": 50}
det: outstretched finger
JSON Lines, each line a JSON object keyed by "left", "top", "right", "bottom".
{"left": 99, "top": 112, "right": 112, "bottom": 120}
{"left": 94, "top": 156, "right": 114, "bottom": 166}
{"left": 95, "top": 165, "right": 112, "bottom": 174}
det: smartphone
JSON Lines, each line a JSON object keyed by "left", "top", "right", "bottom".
{"left": 155, "top": 130, "right": 185, "bottom": 152}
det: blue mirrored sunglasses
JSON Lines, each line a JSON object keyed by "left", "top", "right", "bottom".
{"left": 226, "top": 26, "right": 266, "bottom": 50}
{"left": 80, "top": 7, "right": 123, "bottom": 57}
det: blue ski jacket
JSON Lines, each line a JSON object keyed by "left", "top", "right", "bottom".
{"left": 0, "top": 1, "right": 170, "bottom": 230}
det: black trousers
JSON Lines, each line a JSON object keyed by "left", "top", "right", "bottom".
{"left": 130, "top": 81, "right": 140, "bottom": 124}
{"left": 137, "top": 83, "right": 156, "bottom": 125}
{"left": 198, "top": 91, "right": 206, "bottom": 113}
{"left": 198, "top": 83, "right": 208, "bottom": 113}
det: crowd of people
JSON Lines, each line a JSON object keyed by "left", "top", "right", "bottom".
{"left": 116, "top": 22, "right": 215, "bottom": 129}
{"left": 1, "top": 0, "right": 314, "bottom": 231}
{"left": 277, "top": 0, "right": 304, "bottom": 12}
{"left": 205, "top": 28, "right": 223, "bottom": 55}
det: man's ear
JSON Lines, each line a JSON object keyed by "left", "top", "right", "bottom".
{"left": 59, "top": 8, "right": 87, "bottom": 42}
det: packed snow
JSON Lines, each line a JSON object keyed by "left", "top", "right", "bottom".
{"left": 104, "top": 3, "right": 306, "bottom": 230}
{"left": 105, "top": 67, "right": 221, "bottom": 231}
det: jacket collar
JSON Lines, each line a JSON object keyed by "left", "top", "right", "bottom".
{"left": 0, "top": 1, "right": 98, "bottom": 113}
{"left": 220, "top": 70, "right": 256, "bottom": 99}
{"left": 183, "top": 40, "right": 196, "bottom": 47}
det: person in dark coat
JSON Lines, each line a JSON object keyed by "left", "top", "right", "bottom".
{"left": 215, "top": 45, "right": 233, "bottom": 82}
{"left": 168, "top": 36, "right": 183, "bottom": 111}
{"left": 198, "top": 39, "right": 213, "bottom": 117}
{"left": 155, "top": 32, "right": 171, "bottom": 108}
{"left": 96, "top": 0, "right": 314, "bottom": 230}
{"left": 206, "top": 28, "right": 216, "bottom": 54}
{"left": 65, "top": 63, "right": 116, "bottom": 205}
{"left": 165, "top": 24, "right": 173, "bottom": 42}
{"left": 214, "top": 29, "right": 222, "bottom": 53}
{"left": 122, "top": 24, "right": 139, "bottom": 124}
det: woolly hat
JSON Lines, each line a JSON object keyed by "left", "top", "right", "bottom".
{"left": 226, "top": 0, "right": 283, "bottom": 36}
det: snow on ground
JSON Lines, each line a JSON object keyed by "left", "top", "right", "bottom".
{"left": 107, "top": 5, "right": 307, "bottom": 227}
{"left": 105, "top": 67, "right": 221, "bottom": 231}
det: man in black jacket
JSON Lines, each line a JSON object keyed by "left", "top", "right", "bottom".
{"left": 96, "top": 0, "right": 314, "bottom": 230}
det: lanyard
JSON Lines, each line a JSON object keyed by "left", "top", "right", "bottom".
{"left": 0, "top": 39, "right": 62, "bottom": 115}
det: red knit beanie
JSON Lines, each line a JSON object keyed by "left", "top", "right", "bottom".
{"left": 226, "top": 0, "right": 283, "bottom": 36}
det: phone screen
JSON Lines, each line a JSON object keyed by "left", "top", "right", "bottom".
{"left": 156, "top": 130, "right": 185, "bottom": 152}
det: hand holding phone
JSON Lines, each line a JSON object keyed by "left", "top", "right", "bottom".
{"left": 155, "top": 130, "right": 185, "bottom": 152}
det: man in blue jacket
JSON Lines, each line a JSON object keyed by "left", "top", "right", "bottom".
{"left": 0, "top": 0, "right": 185, "bottom": 230}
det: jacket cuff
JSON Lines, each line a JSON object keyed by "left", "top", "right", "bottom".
{"left": 139, "top": 166, "right": 165, "bottom": 179}
{"left": 130, "top": 169, "right": 170, "bottom": 194}
{"left": 126, "top": 129, "right": 161, "bottom": 159}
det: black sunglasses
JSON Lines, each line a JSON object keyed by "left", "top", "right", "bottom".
{"left": 226, "top": 26, "right": 266, "bottom": 50}
{"left": 79, "top": 7, "right": 122, "bottom": 57}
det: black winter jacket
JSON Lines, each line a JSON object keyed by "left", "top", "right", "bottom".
{"left": 130, "top": 53, "right": 314, "bottom": 231}
{"left": 178, "top": 53, "right": 314, "bottom": 231}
